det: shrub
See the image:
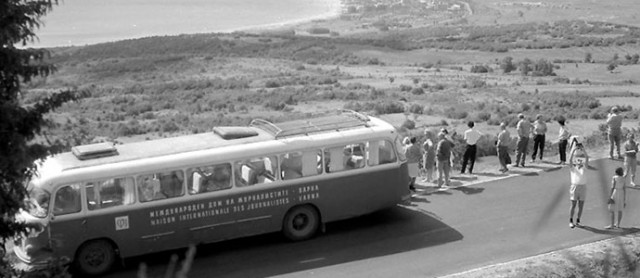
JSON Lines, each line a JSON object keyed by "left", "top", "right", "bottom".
{"left": 307, "top": 27, "right": 330, "bottom": 34}
{"left": 399, "top": 85, "right": 412, "bottom": 92}
{"left": 373, "top": 101, "right": 405, "bottom": 114}
{"left": 401, "top": 119, "right": 416, "bottom": 130}
{"left": 411, "top": 87, "right": 424, "bottom": 95}
{"left": 408, "top": 103, "right": 424, "bottom": 114}
{"left": 265, "top": 80, "right": 281, "bottom": 88}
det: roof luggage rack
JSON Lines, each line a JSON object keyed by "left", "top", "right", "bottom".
{"left": 213, "top": 126, "right": 259, "bottom": 140}
{"left": 250, "top": 110, "right": 370, "bottom": 139}
{"left": 72, "top": 142, "right": 118, "bottom": 160}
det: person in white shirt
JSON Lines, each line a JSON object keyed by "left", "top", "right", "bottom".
{"left": 568, "top": 138, "right": 589, "bottom": 229}
{"left": 461, "top": 121, "right": 482, "bottom": 174}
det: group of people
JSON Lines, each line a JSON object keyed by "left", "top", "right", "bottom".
{"left": 404, "top": 124, "right": 469, "bottom": 190}
{"left": 404, "top": 106, "right": 639, "bottom": 230}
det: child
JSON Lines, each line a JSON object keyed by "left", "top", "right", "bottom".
{"left": 606, "top": 167, "right": 626, "bottom": 229}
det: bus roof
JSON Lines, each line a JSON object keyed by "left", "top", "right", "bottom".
{"left": 46, "top": 111, "right": 391, "bottom": 173}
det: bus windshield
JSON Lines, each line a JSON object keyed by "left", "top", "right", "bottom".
{"left": 27, "top": 183, "right": 50, "bottom": 218}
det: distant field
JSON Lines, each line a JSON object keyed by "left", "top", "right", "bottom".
{"left": 469, "top": 0, "right": 640, "bottom": 27}
{"left": 598, "top": 97, "right": 640, "bottom": 109}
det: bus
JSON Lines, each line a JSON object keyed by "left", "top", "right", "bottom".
{"left": 13, "top": 110, "right": 410, "bottom": 275}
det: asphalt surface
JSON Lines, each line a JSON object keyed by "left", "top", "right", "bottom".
{"left": 105, "top": 158, "right": 640, "bottom": 278}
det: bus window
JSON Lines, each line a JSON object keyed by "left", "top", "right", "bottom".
{"left": 86, "top": 177, "right": 135, "bottom": 210}
{"left": 53, "top": 184, "right": 81, "bottom": 216}
{"left": 325, "top": 143, "right": 366, "bottom": 173}
{"left": 187, "top": 163, "right": 232, "bottom": 194}
{"left": 368, "top": 140, "right": 397, "bottom": 166}
{"left": 138, "top": 170, "right": 184, "bottom": 202}
{"left": 280, "top": 150, "right": 322, "bottom": 180}
{"left": 235, "top": 156, "right": 277, "bottom": 186}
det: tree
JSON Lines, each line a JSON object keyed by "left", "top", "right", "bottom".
{"left": 500, "top": 56, "right": 516, "bottom": 73}
{"left": 519, "top": 58, "right": 532, "bottom": 76}
{"left": 1, "top": 0, "right": 80, "bottom": 274}
{"left": 584, "top": 52, "right": 592, "bottom": 63}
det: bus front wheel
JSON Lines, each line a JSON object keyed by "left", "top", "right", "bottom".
{"left": 283, "top": 205, "right": 320, "bottom": 241}
{"left": 74, "top": 239, "right": 117, "bottom": 276}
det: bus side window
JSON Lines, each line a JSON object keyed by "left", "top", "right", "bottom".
{"left": 368, "top": 140, "right": 397, "bottom": 166}
{"left": 326, "top": 143, "right": 365, "bottom": 173}
{"left": 281, "top": 151, "right": 322, "bottom": 180}
{"left": 53, "top": 184, "right": 81, "bottom": 216}
{"left": 187, "top": 163, "right": 232, "bottom": 194}
{"left": 86, "top": 177, "right": 135, "bottom": 210}
{"left": 235, "top": 156, "right": 277, "bottom": 186}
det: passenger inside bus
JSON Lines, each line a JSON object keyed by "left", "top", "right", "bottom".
{"left": 195, "top": 165, "right": 231, "bottom": 193}
{"left": 281, "top": 153, "right": 303, "bottom": 180}
{"left": 53, "top": 185, "right": 80, "bottom": 215}
{"left": 160, "top": 171, "right": 184, "bottom": 198}
{"left": 138, "top": 176, "right": 165, "bottom": 202}
{"left": 343, "top": 146, "right": 364, "bottom": 170}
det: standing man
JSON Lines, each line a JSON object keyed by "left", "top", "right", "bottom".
{"left": 607, "top": 106, "right": 623, "bottom": 159}
{"left": 461, "top": 121, "right": 482, "bottom": 175}
{"left": 623, "top": 133, "right": 638, "bottom": 186}
{"left": 568, "top": 137, "right": 589, "bottom": 229}
{"left": 497, "top": 122, "right": 511, "bottom": 173}
{"left": 436, "top": 131, "right": 454, "bottom": 188}
{"left": 515, "top": 113, "right": 532, "bottom": 167}
{"left": 531, "top": 114, "right": 547, "bottom": 163}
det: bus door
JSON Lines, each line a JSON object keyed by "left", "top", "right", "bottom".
{"left": 49, "top": 183, "right": 87, "bottom": 259}
{"left": 133, "top": 171, "right": 187, "bottom": 255}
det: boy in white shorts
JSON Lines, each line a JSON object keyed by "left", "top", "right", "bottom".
{"left": 569, "top": 137, "right": 589, "bottom": 228}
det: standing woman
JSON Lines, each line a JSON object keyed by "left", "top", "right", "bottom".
{"left": 422, "top": 130, "right": 436, "bottom": 183}
{"left": 623, "top": 133, "right": 638, "bottom": 186}
{"left": 557, "top": 118, "right": 571, "bottom": 165}
{"left": 404, "top": 137, "right": 422, "bottom": 191}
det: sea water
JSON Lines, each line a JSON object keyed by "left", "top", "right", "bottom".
{"left": 30, "top": 0, "right": 341, "bottom": 48}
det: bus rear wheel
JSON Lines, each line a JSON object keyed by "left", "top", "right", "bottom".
{"left": 74, "top": 239, "right": 117, "bottom": 276}
{"left": 283, "top": 205, "right": 320, "bottom": 241}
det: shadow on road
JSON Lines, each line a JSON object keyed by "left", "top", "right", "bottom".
{"left": 579, "top": 225, "right": 640, "bottom": 235}
{"left": 112, "top": 206, "right": 462, "bottom": 278}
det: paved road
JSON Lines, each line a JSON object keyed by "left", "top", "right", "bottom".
{"left": 107, "top": 158, "right": 640, "bottom": 278}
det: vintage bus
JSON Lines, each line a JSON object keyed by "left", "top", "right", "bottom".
{"left": 13, "top": 110, "right": 410, "bottom": 275}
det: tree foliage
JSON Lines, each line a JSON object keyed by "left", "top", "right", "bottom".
{"left": 1, "top": 0, "right": 80, "bottom": 273}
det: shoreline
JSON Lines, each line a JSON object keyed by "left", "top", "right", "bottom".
{"left": 35, "top": 0, "right": 344, "bottom": 48}
{"left": 224, "top": 0, "right": 343, "bottom": 34}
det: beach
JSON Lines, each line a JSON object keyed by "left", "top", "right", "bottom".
{"left": 32, "top": 0, "right": 342, "bottom": 48}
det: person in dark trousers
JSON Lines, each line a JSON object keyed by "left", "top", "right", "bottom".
{"left": 557, "top": 118, "right": 571, "bottom": 165}
{"left": 607, "top": 106, "right": 623, "bottom": 159}
{"left": 514, "top": 113, "right": 531, "bottom": 167}
{"left": 531, "top": 114, "right": 547, "bottom": 162}
{"left": 461, "top": 121, "right": 481, "bottom": 174}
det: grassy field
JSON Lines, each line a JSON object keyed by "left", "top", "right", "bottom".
{"left": 22, "top": 0, "right": 640, "bottom": 149}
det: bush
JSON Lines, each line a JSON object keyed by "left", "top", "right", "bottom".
{"left": 399, "top": 85, "right": 412, "bottom": 92}
{"left": 411, "top": 87, "right": 425, "bottom": 95}
{"left": 408, "top": 103, "right": 424, "bottom": 114}
{"left": 265, "top": 80, "right": 281, "bottom": 88}
{"left": 373, "top": 101, "right": 405, "bottom": 114}
{"left": 401, "top": 119, "right": 416, "bottom": 130}
{"left": 307, "top": 27, "right": 330, "bottom": 34}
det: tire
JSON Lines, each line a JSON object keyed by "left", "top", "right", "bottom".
{"left": 282, "top": 205, "right": 320, "bottom": 241}
{"left": 74, "top": 239, "right": 117, "bottom": 276}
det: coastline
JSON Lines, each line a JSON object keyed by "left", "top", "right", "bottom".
{"left": 33, "top": 0, "right": 344, "bottom": 48}
{"left": 226, "top": 0, "right": 344, "bottom": 34}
